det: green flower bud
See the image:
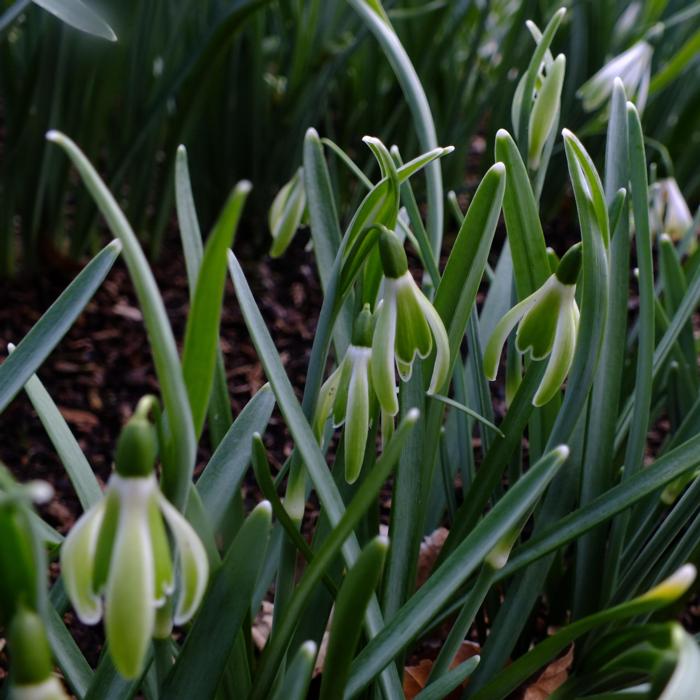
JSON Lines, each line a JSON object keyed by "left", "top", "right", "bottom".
{"left": 9, "top": 608, "right": 54, "bottom": 686}
{"left": 378, "top": 227, "right": 409, "bottom": 279}
{"left": 269, "top": 167, "right": 307, "bottom": 258}
{"left": 351, "top": 304, "right": 375, "bottom": 348}
{"left": 528, "top": 53, "right": 566, "bottom": 170}
{"left": 114, "top": 398, "right": 158, "bottom": 478}
{"left": 555, "top": 242, "right": 582, "bottom": 285}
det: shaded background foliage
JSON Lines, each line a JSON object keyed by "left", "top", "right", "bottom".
{"left": 2, "top": 0, "right": 699, "bottom": 277}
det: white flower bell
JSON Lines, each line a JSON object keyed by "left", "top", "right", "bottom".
{"left": 484, "top": 244, "right": 581, "bottom": 406}
{"left": 60, "top": 401, "right": 209, "bottom": 679}
{"left": 578, "top": 41, "right": 653, "bottom": 113}
{"left": 651, "top": 177, "right": 694, "bottom": 241}
{"left": 371, "top": 228, "right": 450, "bottom": 416}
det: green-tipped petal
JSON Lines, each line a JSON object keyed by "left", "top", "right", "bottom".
{"left": 105, "top": 476, "right": 156, "bottom": 679}
{"left": 332, "top": 355, "right": 353, "bottom": 427}
{"left": 533, "top": 293, "right": 577, "bottom": 406}
{"left": 372, "top": 292, "right": 399, "bottom": 415}
{"left": 158, "top": 495, "right": 209, "bottom": 625}
{"left": 413, "top": 281, "right": 450, "bottom": 395}
{"left": 148, "top": 495, "right": 174, "bottom": 604}
{"left": 394, "top": 275, "right": 432, "bottom": 367}
{"left": 344, "top": 347, "right": 372, "bottom": 484}
{"left": 60, "top": 500, "right": 106, "bottom": 625}
{"left": 313, "top": 365, "right": 342, "bottom": 441}
{"left": 483, "top": 292, "right": 540, "bottom": 381}
{"left": 516, "top": 280, "right": 560, "bottom": 359}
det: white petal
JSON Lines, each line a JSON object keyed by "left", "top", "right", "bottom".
{"left": 371, "top": 287, "right": 399, "bottom": 415}
{"left": 158, "top": 494, "right": 210, "bottom": 625}
{"left": 344, "top": 347, "right": 372, "bottom": 483}
{"left": 105, "top": 475, "right": 157, "bottom": 679}
{"left": 60, "top": 500, "right": 106, "bottom": 625}
{"left": 11, "top": 676, "right": 70, "bottom": 700}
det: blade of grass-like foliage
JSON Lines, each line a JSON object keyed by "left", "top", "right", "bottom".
{"left": 160, "top": 501, "right": 272, "bottom": 699}
{"left": 471, "top": 566, "right": 696, "bottom": 700}
{"left": 47, "top": 132, "right": 196, "bottom": 511}
{"left": 271, "top": 641, "right": 317, "bottom": 700}
{"left": 416, "top": 657, "right": 480, "bottom": 700}
{"left": 494, "top": 130, "right": 549, "bottom": 299}
{"left": 603, "top": 103, "right": 655, "bottom": 598}
{"left": 429, "top": 395, "right": 503, "bottom": 436}
{"left": 248, "top": 411, "right": 418, "bottom": 700}
{"left": 500, "top": 433, "right": 700, "bottom": 578}
{"left": 181, "top": 181, "right": 251, "bottom": 439}
{"left": 31, "top": 0, "right": 116, "bottom": 41}
{"left": 575, "top": 78, "right": 629, "bottom": 618}
{"left": 345, "top": 446, "right": 569, "bottom": 698}
{"left": 472, "top": 129, "right": 611, "bottom": 691}
{"left": 46, "top": 604, "right": 93, "bottom": 697}
{"left": 230, "top": 250, "right": 405, "bottom": 699}
{"left": 175, "top": 145, "right": 232, "bottom": 448}
{"left": 84, "top": 647, "right": 148, "bottom": 700}
{"left": 304, "top": 128, "right": 352, "bottom": 353}
{"left": 195, "top": 385, "right": 275, "bottom": 533}
{"left": 320, "top": 536, "right": 388, "bottom": 700}
{"left": 0, "top": 239, "right": 120, "bottom": 414}
{"left": 347, "top": 0, "right": 444, "bottom": 256}
{"left": 433, "top": 162, "right": 506, "bottom": 367}
{"left": 251, "top": 434, "right": 338, "bottom": 596}
{"left": 20, "top": 367, "right": 101, "bottom": 511}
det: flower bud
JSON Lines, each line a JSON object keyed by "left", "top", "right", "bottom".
{"left": 528, "top": 54, "right": 566, "bottom": 170}
{"left": 378, "top": 227, "right": 409, "bottom": 279}
{"left": 269, "top": 167, "right": 307, "bottom": 258}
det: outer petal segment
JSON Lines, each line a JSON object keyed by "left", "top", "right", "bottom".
{"left": 60, "top": 500, "right": 106, "bottom": 625}
{"left": 158, "top": 494, "right": 209, "bottom": 625}
{"left": 371, "top": 292, "right": 399, "bottom": 415}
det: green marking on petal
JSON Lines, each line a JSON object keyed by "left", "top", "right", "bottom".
{"left": 516, "top": 283, "right": 559, "bottom": 359}
{"left": 105, "top": 476, "right": 156, "bottom": 679}
{"left": 533, "top": 298, "right": 578, "bottom": 406}
{"left": 394, "top": 275, "right": 432, "bottom": 365}
{"left": 371, "top": 291, "right": 399, "bottom": 415}
{"left": 158, "top": 495, "right": 209, "bottom": 625}
{"left": 148, "top": 495, "right": 174, "bottom": 604}
{"left": 333, "top": 355, "right": 353, "bottom": 427}
{"left": 345, "top": 348, "right": 371, "bottom": 484}
{"left": 91, "top": 487, "right": 119, "bottom": 594}
{"left": 60, "top": 500, "right": 105, "bottom": 625}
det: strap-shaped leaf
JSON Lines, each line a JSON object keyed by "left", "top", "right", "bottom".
{"left": 433, "top": 162, "right": 505, "bottom": 369}
{"left": 495, "top": 130, "right": 550, "bottom": 299}
{"left": 346, "top": 445, "right": 568, "bottom": 697}
{"left": 271, "top": 641, "right": 317, "bottom": 700}
{"left": 160, "top": 501, "right": 272, "bottom": 699}
{"left": 195, "top": 385, "right": 275, "bottom": 533}
{"left": 0, "top": 239, "right": 121, "bottom": 415}
{"left": 32, "top": 0, "right": 116, "bottom": 41}
{"left": 47, "top": 132, "right": 195, "bottom": 511}
{"left": 181, "top": 181, "right": 251, "bottom": 439}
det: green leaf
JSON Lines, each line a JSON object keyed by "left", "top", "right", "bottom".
{"left": 46, "top": 604, "right": 93, "bottom": 698}
{"left": 272, "top": 641, "right": 317, "bottom": 700}
{"left": 174, "top": 145, "right": 204, "bottom": 293}
{"left": 20, "top": 366, "right": 102, "bottom": 511}
{"left": 320, "top": 536, "right": 389, "bottom": 700}
{"left": 433, "top": 162, "right": 506, "bottom": 369}
{"left": 31, "top": 0, "right": 117, "bottom": 41}
{"left": 160, "top": 501, "right": 272, "bottom": 699}
{"left": 182, "top": 181, "right": 251, "bottom": 439}
{"left": 47, "top": 132, "right": 196, "bottom": 511}
{"left": 196, "top": 385, "right": 275, "bottom": 533}
{"left": 248, "top": 411, "right": 418, "bottom": 700}
{"left": 495, "top": 130, "right": 550, "bottom": 299}
{"left": 345, "top": 445, "right": 569, "bottom": 697}
{"left": 428, "top": 395, "right": 504, "bottom": 437}
{"left": 0, "top": 240, "right": 121, "bottom": 415}
{"left": 416, "top": 656, "right": 480, "bottom": 700}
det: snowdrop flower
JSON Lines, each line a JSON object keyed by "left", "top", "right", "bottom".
{"left": 8, "top": 607, "right": 69, "bottom": 700}
{"left": 315, "top": 306, "right": 377, "bottom": 483}
{"left": 528, "top": 54, "right": 566, "bottom": 170}
{"left": 651, "top": 178, "right": 694, "bottom": 241}
{"left": 371, "top": 227, "right": 450, "bottom": 416}
{"left": 60, "top": 401, "right": 209, "bottom": 679}
{"left": 484, "top": 244, "right": 581, "bottom": 407}
{"left": 578, "top": 41, "right": 653, "bottom": 113}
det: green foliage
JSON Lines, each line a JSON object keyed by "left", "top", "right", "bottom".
{"left": 1, "top": 2, "right": 700, "bottom": 699}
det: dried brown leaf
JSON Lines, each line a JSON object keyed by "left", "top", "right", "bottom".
{"left": 523, "top": 645, "right": 574, "bottom": 700}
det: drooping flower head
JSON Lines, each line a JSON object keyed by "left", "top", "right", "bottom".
{"left": 371, "top": 227, "right": 450, "bottom": 416}
{"left": 650, "top": 177, "right": 694, "bottom": 242}
{"left": 315, "top": 306, "right": 377, "bottom": 483}
{"left": 578, "top": 40, "right": 653, "bottom": 113}
{"left": 60, "top": 397, "right": 209, "bottom": 679}
{"left": 484, "top": 243, "right": 582, "bottom": 406}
